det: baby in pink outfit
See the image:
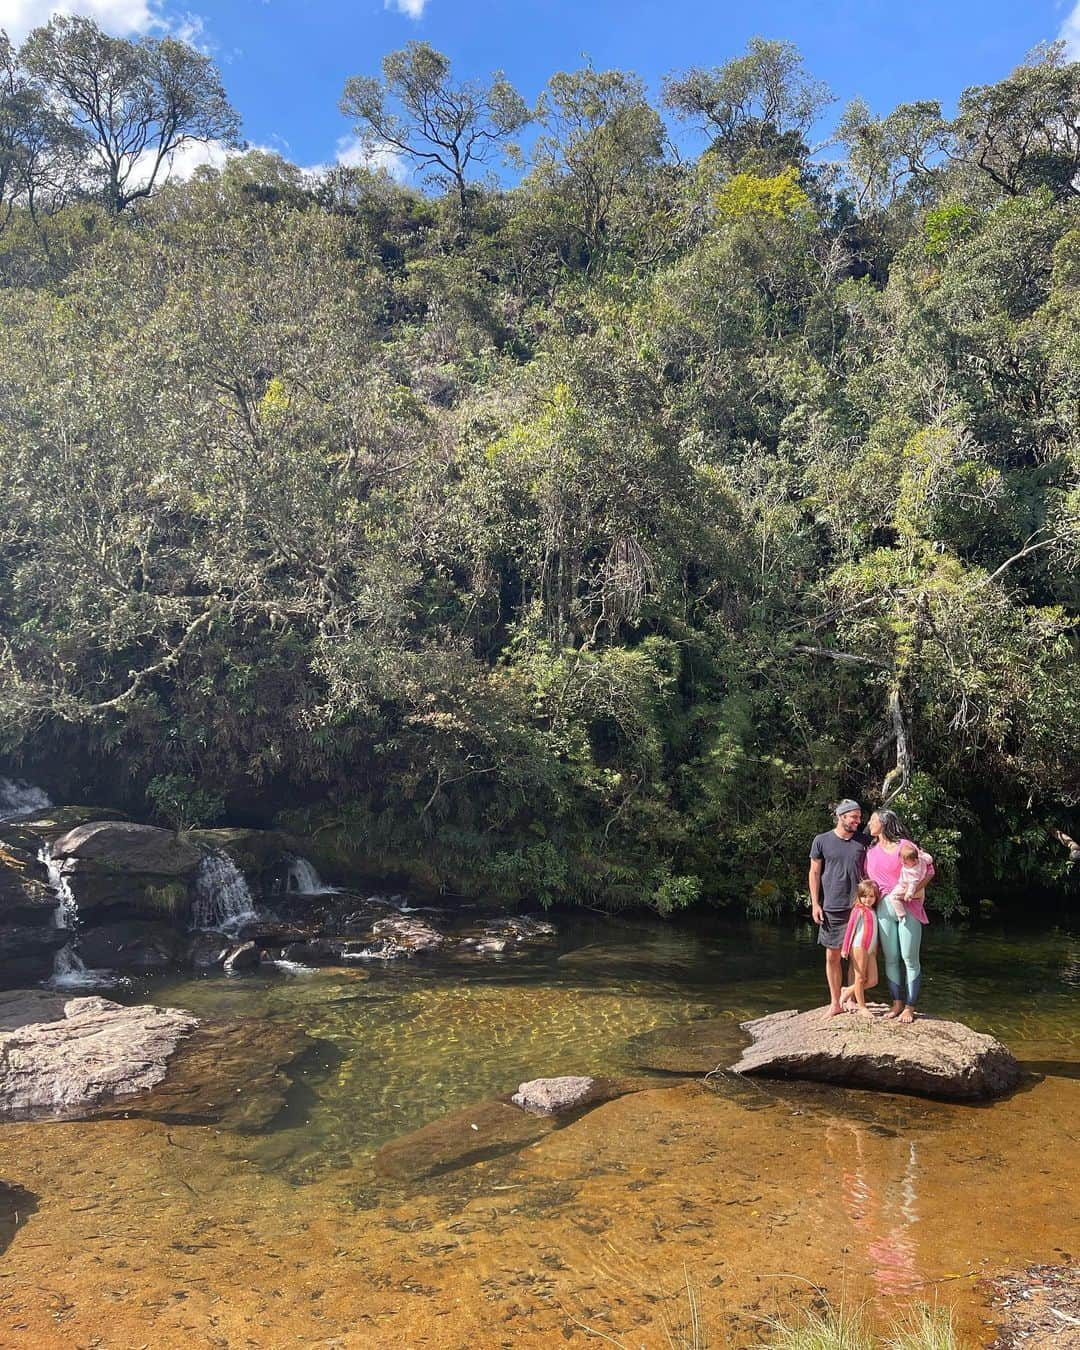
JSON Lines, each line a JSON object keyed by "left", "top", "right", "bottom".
{"left": 884, "top": 842, "right": 933, "bottom": 918}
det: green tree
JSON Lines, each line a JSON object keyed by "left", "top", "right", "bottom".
{"left": 951, "top": 43, "right": 1080, "bottom": 201}
{"left": 0, "top": 31, "right": 88, "bottom": 228}
{"left": 663, "top": 38, "right": 832, "bottom": 172}
{"left": 531, "top": 64, "right": 665, "bottom": 271}
{"left": 21, "top": 14, "right": 239, "bottom": 213}
{"left": 340, "top": 42, "right": 530, "bottom": 214}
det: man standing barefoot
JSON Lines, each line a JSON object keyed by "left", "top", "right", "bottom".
{"left": 809, "top": 800, "right": 869, "bottom": 1016}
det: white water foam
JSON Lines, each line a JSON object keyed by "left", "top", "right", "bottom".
{"left": 39, "top": 844, "right": 124, "bottom": 989}
{"left": 0, "top": 777, "right": 52, "bottom": 822}
{"left": 190, "top": 851, "right": 257, "bottom": 933}
{"left": 285, "top": 855, "right": 336, "bottom": 895}
{"left": 271, "top": 958, "right": 318, "bottom": 976}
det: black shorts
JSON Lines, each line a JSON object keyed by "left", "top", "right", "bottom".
{"left": 818, "top": 908, "right": 851, "bottom": 949}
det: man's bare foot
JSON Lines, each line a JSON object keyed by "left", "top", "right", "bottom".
{"left": 827, "top": 1003, "right": 844, "bottom": 1017}
{"left": 855, "top": 1004, "right": 875, "bottom": 1017}
{"left": 884, "top": 1002, "right": 904, "bottom": 1020}
{"left": 898, "top": 1007, "right": 916, "bottom": 1024}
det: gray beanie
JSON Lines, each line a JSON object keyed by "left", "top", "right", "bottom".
{"left": 834, "top": 798, "right": 861, "bottom": 817}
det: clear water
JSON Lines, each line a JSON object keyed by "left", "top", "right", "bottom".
{"left": 122, "top": 909, "right": 1080, "bottom": 1184}
{"left": 1, "top": 907, "right": 1076, "bottom": 1347}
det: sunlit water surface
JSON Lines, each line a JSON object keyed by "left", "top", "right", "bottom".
{"left": 0, "top": 907, "right": 1075, "bottom": 1347}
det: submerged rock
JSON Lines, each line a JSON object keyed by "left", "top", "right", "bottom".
{"left": 0, "top": 991, "right": 197, "bottom": 1117}
{"left": 375, "top": 1099, "right": 557, "bottom": 1181}
{"left": 629, "top": 1016, "right": 748, "bottom": 1074}
{"left": 376, "top": 1075, "right": 659, "bottom": 1180}
{"left": 512, "top": 1076, "right": 596, "bottom": 1116}
{"left": 111, "top": 1017, "right": 313, "bottom": 1130}
{"left": 731, "top": 1007, "right": 1022, "bottom": 1101}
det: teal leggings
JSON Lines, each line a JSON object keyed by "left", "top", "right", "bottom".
{"left": 876, "top": 904, "right": 923, "bottom": 1005}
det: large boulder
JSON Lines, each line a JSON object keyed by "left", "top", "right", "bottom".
{"left": 0, "top": 991, "right": 198, "bottom": 1116}
{"left": 53, "top": 821, "right": 204, "bottom": 875}
{"left": 77, "top": 921, "right": 187, "bottom": 973}
{"left": 730, "top": 1007, "right": 1022, "bottom": 1101}
{"left": 49, "top": 821, "right": 206, "bottom": 923}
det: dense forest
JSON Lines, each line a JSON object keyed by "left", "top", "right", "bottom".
{"left": 1, "top": 20, "right": 1077, "bottom": 914}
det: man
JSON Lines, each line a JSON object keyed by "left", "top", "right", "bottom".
{"left": 809, "top": 799, "right": 869, "bottom": 1016}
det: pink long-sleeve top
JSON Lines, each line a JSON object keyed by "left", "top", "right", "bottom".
{"left": 866, "top": 840, "right": 931, "bottom": 923}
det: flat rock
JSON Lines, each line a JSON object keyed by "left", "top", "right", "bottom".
{"left": 52, "top": 821, "right": 205, "bottom": 875}
{"left": 0, "top": 992, "right": 198, "bottom": 1117}
{"left": 731, "top": 1007, "right": 1022, "bottom": 1101}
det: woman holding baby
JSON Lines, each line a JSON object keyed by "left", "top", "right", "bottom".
{"left": 866, "top": 808, "right": 932, "bottom": 1024}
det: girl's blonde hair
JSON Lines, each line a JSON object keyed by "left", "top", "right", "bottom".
{"left": 855, "top": 878, "right": 879, "bottom": 905}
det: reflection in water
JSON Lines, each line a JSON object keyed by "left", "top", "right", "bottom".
{"left": 831, "top": 1122, "right": 921, "bottom": 1298}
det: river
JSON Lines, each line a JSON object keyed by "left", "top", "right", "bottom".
{"left": 0, "top": 908, "right": 1075, "bottom": 1346}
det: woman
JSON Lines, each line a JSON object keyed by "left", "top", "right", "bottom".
{"left": 865, "top": 808, "right": 930, "bottom": 1023}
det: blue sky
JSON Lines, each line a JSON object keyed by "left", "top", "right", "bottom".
{"left": 3, "top": 0, "right": 1079, "bottom": 179}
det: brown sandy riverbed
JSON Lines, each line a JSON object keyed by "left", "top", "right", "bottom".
{"left": 0, "top": 1068, "right": 1075, "bottom": 1347}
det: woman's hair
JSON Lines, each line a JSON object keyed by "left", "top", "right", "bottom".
{"left": 873, "top": 808, "right": 905, "bottom": 842}
{"left": 855, "top": 879, "right": 879, "bottom": 905}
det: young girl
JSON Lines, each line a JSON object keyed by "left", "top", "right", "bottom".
{"left": 839, "top": 879, "right": 880, "bottom": 1015}
{"left": 882, "top": 842, "right": 933, "bottom": 919}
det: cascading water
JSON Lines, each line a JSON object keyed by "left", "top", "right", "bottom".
{"left": 38, "top": 845, "right": 120, "bottom": 989}
{"left": 0, "top": 777, "right": 52, "bottom": 822}
{"left": 285, "top": 855, "right": 333, "bottom": 895}
{"left": 190, "top": 851, "right": 257, "bottom": 933}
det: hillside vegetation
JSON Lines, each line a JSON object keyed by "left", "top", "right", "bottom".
{"left": 1, "top": 25, "right": 1077, "bottom": 912}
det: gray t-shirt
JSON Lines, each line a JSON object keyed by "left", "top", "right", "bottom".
{"left": 810, "top": 830, "right": 868, "bottom": 912}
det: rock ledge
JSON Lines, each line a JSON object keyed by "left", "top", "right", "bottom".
{"left": 0, "top": 990, "right": 198, "bottom": 1117}
{"left": 731, "top": 1006, "right": 1021, "bottom": 1101}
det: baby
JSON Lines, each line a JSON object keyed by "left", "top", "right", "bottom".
{"left": 884, "top": 843, "right": 934, "bottom": 918}
{"left": 839, "top": 878, "right": 880, "bottom": 1015}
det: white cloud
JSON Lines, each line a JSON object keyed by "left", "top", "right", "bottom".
{"left": 0, "top": 0, "right": 208, "bottom": 46}
{"left": 1061, "top": 2, "right": 1080, "bottom": 59}
{"left": 325, "top": 133, "right": 409, "bottom": 182}
{"left": 123, "top": 136, "right": 234, "bottom": 189}
{"left": 0, "top": 0, "right": 157, "bottom": 43}
{"left": 384, "top": 0, "right": 427, "bottom": 19}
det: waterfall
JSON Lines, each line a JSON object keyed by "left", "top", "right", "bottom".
{"left": 285, "top": 855, "right": 332, "bottom": 895}
{"left": 38, "top": 845, "right": 121, "bottom": 989}
{"left": 0, "top": 777, "right": 52, "bottom": 823}
{"left": 190, "top": 851, "right": 257, "bottom": 932}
